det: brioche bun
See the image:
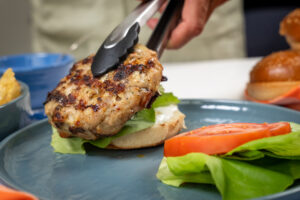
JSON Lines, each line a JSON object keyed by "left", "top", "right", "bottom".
{"left": 280, "top": 9, "right": 300, "bottom": 50}
{"left": 246, "top": 50, "right": 300, "bottom": 100}
{"left": 107, "top": 105, "right": 185, "bottom": 149}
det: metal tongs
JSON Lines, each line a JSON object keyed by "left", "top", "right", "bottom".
{"left": 91, "top": 0, "right": 184, "bottom": 77}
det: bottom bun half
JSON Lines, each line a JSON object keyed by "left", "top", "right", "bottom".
{"left": 246, "top": 81, "right": 300, "bottom": 101}
{"left": 286, "top": 36, "right": 300, "bottom": 51}
{"left": 107, "top": 105, "right": 185, "bottom": 149}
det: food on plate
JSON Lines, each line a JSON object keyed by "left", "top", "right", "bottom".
{"left": 245, "top": 50, "right": 300, "bottom": 101}
{"left": 45, "top": 44, "right": 185, "bottom": 153}
{"left": 0, "top": 185, "right": 38, "bottom": 200}
{"left": 280, "top": 9, "right": 300, "bottom": 50}
{"left": 164, "top": 122, "right": 291, "bottom": 157}
{"left": 0, "top": 68, "right": 21, "bottom": 106}
{"left": 157, "top": 122, "right": 300, "bottom": 200}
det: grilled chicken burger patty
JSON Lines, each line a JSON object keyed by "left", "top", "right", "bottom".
{"left": 44, "top": 44, "right": 163, "bottom": 140}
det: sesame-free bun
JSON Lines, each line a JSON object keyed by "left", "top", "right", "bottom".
{"left": 107, "top": 105, "right": 185, "bottom": 149}
{"left": 246, "top": 50, "right": 300, "bottom": 100}
{"left": 280, "top": 9, "right": 300, "bottom": 50}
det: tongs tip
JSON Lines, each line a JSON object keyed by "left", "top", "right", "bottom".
{"left": 91, "top": 0, "right": 182, "bottom": 77}
{"left": 91, "top": 23, "right": 140, "bottom": 77}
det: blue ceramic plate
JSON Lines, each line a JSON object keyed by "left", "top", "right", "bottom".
{"left": 0, "top": 99, "right": 300, "bottom": 200}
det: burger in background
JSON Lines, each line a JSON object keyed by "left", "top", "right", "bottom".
{"left": 245, "top": 9, "right": 300, "bottom": 111}
{"left": 280, "top": 8, "right": 300, "bottom": 51}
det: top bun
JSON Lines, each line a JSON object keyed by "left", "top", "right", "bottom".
{"left": 280, "top": 9, "right": 300, "bottom": 50}
{"left": 250, "top": 50, "right": 300, "bottom": 83}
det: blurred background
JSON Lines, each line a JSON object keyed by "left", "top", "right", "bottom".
{"left": 0, "top": 0, "right": 299, "bottom": 62}
{"left": 0, "top": 0, "right": 299, "bottom": 121}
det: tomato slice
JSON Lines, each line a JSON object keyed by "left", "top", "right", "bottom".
{"left": 268, "top": 122, "right": 291, "bottom": 136}
{"left": 164, "top": 122, "right": 291, "bottom": 157}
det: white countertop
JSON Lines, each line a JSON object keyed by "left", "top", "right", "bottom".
{"left": 161, "top": 57, "right": 260, "bottom": 100}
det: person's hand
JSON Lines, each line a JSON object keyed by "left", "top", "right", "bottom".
{"left": 147, "top": 0, "right": 227, "bottom": 49}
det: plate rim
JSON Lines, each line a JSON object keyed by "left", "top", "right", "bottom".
{"left": 1, "top": 98, "right": 300, "bottom": 200}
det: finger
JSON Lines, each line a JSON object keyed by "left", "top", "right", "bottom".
{"left": 167, "top": 0, "right": 211, "bottom": 49}
{"left": 147, "top": 18, "right": 159, "bottom": 29}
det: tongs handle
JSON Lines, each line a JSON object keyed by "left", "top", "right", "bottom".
{"left": 147, "top": 0, "right": 184, "bottom": 58}
{"left": 91, "top": 0, "right": 166, "bottom": 77}
{"left": 103, "top": 0, "right": 166, "bottom": 48}
{"left": 91, "top": 0, "right": 183, "bottom": 77}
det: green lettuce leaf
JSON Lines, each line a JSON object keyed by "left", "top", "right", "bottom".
{"left": 51, "top": 108, "right": 155, "bottom": 154}
{"left": 157, "top": 153, "right": 300, "bottom": 200}
{"left": 225, "top": 122, "right": 300, "bottom": 160}
{"left": 156, "top": 157, "right": 214, "bottom": 187}
{"left": 51, "top": 127, "right": 86, "bottom": 154}
{"left": 156, "top": 122, "right": 300, "bottom": 200}
{"left": 152, "top": 93, "right": 180, "bottom": 108}
{"left": 51, "top": 91, "right": 180, "bottom": 154}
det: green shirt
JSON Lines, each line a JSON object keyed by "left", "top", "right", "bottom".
{"left": 30, "top": 0, "right": 245, "bottom": 62}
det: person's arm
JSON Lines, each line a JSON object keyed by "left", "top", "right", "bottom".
{"left": 147, "top": 0, "right": 227, "bottom": 49}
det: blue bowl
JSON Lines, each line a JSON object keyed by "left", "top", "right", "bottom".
{"left": 0, "top": 53, "right": 74, "bottom": 109}
{"left": 0, "top": 81, "right": 31, "bottom": 140}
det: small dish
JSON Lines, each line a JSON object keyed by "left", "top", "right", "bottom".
{"left": 0, "top": 81, "right": 31, "bottom": 140}
{"left": 0, "top": 53, "right": 74, "bottom": 109}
